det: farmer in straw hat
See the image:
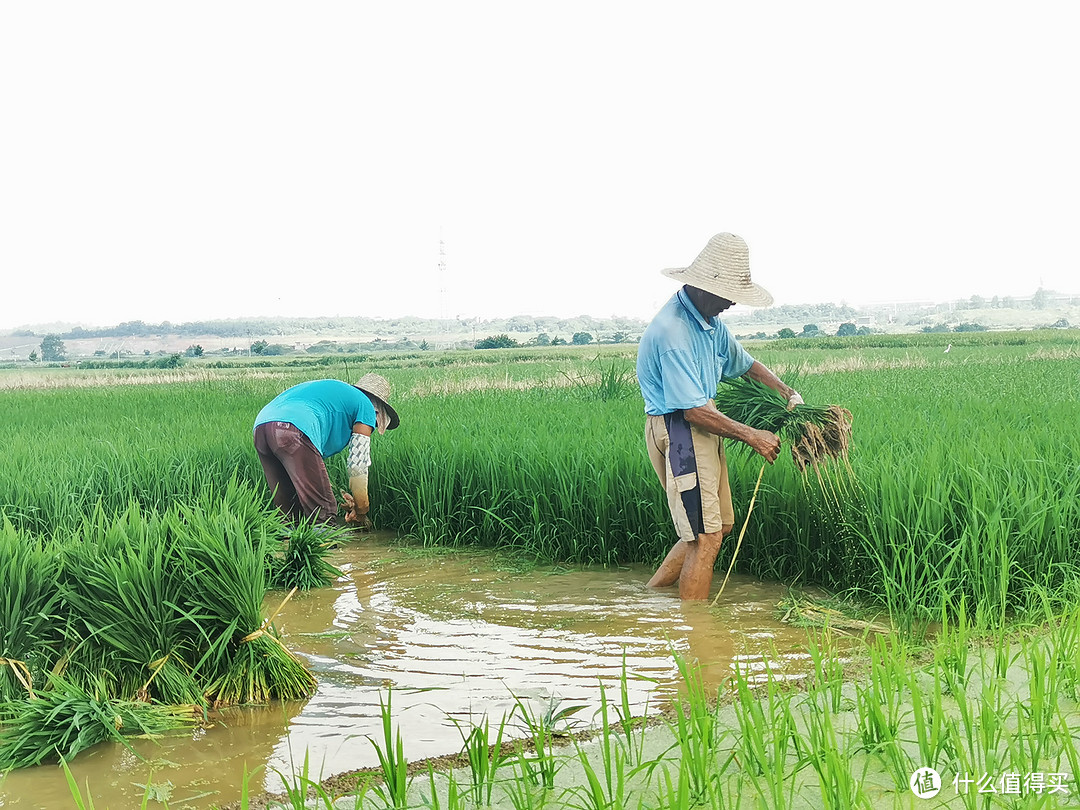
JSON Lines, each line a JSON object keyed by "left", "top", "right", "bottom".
{"left": 637, "top": 233, "right": 803, "bottom": 600}
{"left": 253, "top": 374, "right": 399, "bottom": 529}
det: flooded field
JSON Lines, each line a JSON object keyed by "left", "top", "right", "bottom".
{"left": 0, "top": 534, "right": 814, "bottom": 809}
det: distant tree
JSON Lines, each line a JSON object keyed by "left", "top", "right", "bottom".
{"left": 969, "top": 295, "right": 985, "bottom": 309}
{"left": 250, "top": 340, "right": 269, "bottom": 355}
{"left": 40, "top": 334, "right": 67, "bottom": 361}
{"left": 505, "top": 316, "right": 536, "bottom": 333}
{"left": 419, "top": 339, "right": 430, "bottom": 350}
{"left": 475, "top": 334, "right": 518, "bottom": 349}
{"left": 611, "top": 331, "right": 629, "bottom": 344}
{"left": 990, "top": 295, "right": 1000, "bottom": 309}
{"left": 185, "top": 344, "right": 204, "bottom": 357}
{"left": 922, "top": 323, "right": 951, "bottom": 333}
{"left": 1031, "top": 288, "right": 1050, "bottom": 309}
{"left": 571, "top": 331, "right": 593, "bottom": 345}
{"left": 550, "top": 336, "right": 567, "bottom": 346}
{"left": 29, "top": 350, "right": 38, "bottom": 363}
{"left": 836, "top": 322, "right": 857, "bottom": 337}
{"left": 1050, "top": 318, "right": 1069, "bottom": 329}
{"left": 777, "top": 328, "right": 796, "bottom": 340}
{"left": 1001, "top": 296, "right": 1017, "bottom": 309}
{"left": 954, "top": 322, "right": 988, "bottom": 332}
{"left": 856, "top": 326, "right": 872, "bottom": 336}
{"left": 530, "top": 333, "right": 551, "bottom": 346}
{"left": 800, "top": 324, "right": 820, "bottom": 338}
{"left": 143, "top": 349, "right": 151, "bottom": 356}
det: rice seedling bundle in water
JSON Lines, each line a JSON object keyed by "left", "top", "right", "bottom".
{"left": 0, "top": 675, "right": 198, "bottom": 771}
{"left": 173, "top": 495, "right": 316, "bottom": 706}
{"left": 57, "top": 503, "right": 205, "bottom": 706}
{"left": 0, "top": 520, "right": 63, "bottom": 702}
{"left": 267, "top": 519, "right": 342, "bottom": 592}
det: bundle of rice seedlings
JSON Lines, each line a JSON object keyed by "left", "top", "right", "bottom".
{"left": 58, "top": 504, "right": 205, "bottom": 706}
{"left": 0, "top": 520, "right": 63, "bottom": 702}
{"left": 0, "top": 674, "right": 198, "bottom": 770}
{"left": 267, "top": 519, "right": 343, "bottom": 592}
{"left": 716, "top": 376, "right": 855, "bottom": 511}
{"left": 715, "top": 376, "right": 852, "bottom": 467}
{"left": 173, "top": 497, "right": 316, "bottom": 706}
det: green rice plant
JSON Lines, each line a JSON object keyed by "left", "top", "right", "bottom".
{"left": 667, "top": 654, "right": 726, "bottom": 806}
{"left": 273, "top": 749, "right": 339, "bottom": 809}
{"left": 0, "top": 674, "right": 197, "bottom": 770}
{"left": 504, "top": 751, "right": 548, "bottom": 810}
{"left": 58, "top": 503, "right": 206, "bottom": 706}
{"left": 367, "top": 689, "right": 411, "bottom": 809}
{"left": 268, "top": 518, "right": 343, "bottom": 591}
{"left": 61, "top": 755, "right": 99, "bottom": 810}
{"left": 952, "top": 651, "right": 1009, "bottom": 787}
{"left": 1015, "top": 638, "right": 1062, "bottom": 769}
{"left": 173, "top": 494, "right": 316, "bottom": 705}
{"left": 510, "top": 693, "right": 585, "bottom": 790}
{"left": 802, "top": 689, "right": 869, "bottom": 810}
{"left": 563, "top": 717, "right": 633, "bottom": 810}
{"left": 854, "top": 637, "right": 904, "bottom": 749}
{"left": 0, "top": 520, "right": 63, "bottom": 702}
{"left": 449, "top": 709, "right": 512, "bottom": 806}
{"left": 906, "top": 667, "right": 958, "bottom": 774}
{"left": 422, "top": 761, "right": 465, "bottom": 810}
{"left": 935, "top": 595, "right": 972, "bottom": 694}
{"left": 612, "top": 652, "right": 654, "bottom": 767}
{"left": 730, "top": 661, "right": 800, "bottom": 809}
{"left": 654, "top": 759, "right": 743, "bottom": 810}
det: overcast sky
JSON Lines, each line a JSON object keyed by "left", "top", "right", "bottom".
{"left": 1, "top": 2, "right": 1077, "bottom": 330}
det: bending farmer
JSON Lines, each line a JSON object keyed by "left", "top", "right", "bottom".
{"left": 636, "top": 233, "right": 802, "bottom": 600}
{"left": 253, "top": 373, "right": 399, "bottom": 528}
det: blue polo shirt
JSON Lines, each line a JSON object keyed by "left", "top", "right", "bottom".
{"left": 254, "top": 380, "right": 376, "bottom": 458}
{"left": 636, "top": 288, "right": 755, "bottom": 415}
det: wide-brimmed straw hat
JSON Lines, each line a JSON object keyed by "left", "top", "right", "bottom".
{"left": 354, "top": 373, "right": 400, "bottom": 430}
{"left": 661, "top": 233, "right": 774, "bottom": 308}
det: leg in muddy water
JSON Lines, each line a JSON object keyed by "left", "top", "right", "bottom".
{"left": 678, "top": 527, "right": 731, "bottom": 601}
{"left": 647, "top": 540, "right": 688, "bottom": 587}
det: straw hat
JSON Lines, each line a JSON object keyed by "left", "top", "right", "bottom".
{"left": 661, "top": 233, "right": 774, "bottom": 308}
{"left": 354, "top": 373, "right": 400, "bottom": 430}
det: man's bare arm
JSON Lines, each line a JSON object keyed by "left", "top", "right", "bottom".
{"left": 744, "top": 361, "right": 803, "bottom": 409}
{"left": 682, "top": 402, "right": 781, "bottom": 463}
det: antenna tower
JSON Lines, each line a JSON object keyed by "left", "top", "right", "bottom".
{"left": 438, "top": 233, "right": 447, "bottom": 328}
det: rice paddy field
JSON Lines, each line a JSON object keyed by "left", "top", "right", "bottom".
{"left": 1, "top": 330, "right": 1079, "bottom": 808}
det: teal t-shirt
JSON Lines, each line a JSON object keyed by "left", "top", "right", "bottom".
{"left": 254, "top": 380, "right": 376, "bottom": 458}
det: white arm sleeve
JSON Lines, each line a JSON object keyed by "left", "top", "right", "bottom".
{"left": 346, "top": 433, "right": 372, "bottom": 476}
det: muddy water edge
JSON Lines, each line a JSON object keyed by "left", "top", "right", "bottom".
{"left": 0, "top": 533, "right": 819, "bottom": 810}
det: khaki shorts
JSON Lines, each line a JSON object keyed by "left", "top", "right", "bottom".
{"left": 646, "top": 408, "right": 734, "bottom": 543}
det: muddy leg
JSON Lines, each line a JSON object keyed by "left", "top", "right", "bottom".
{"left": 647, "top": 540, "right": 688, "bottom": 587}
{"left": 678, "top": 528, "right": 730, "bottom": 601}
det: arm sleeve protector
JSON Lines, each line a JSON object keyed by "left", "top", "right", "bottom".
{"left": 346, "top": 433, "right": 372, "bottom": 477}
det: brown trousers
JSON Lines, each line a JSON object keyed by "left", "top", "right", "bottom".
{"left": 253, "top": 421, "right": 337, "bottom": 525}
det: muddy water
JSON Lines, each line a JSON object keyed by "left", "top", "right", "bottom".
{"left": 0, "top": 535, "right": 814, "bottom": 810}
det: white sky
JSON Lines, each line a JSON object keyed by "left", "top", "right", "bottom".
{"left": 1, "top": 2, "right": 1077, "bottom": 330}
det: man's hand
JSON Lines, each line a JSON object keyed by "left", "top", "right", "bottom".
{"left": 786, "top": 391, "right": 804, "bottom": 412}
{"left": 747, "top": 429, "right": 782, "bottom": 463}
{"left": 340, "top": 491, "right": 373, "bottom": 531}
